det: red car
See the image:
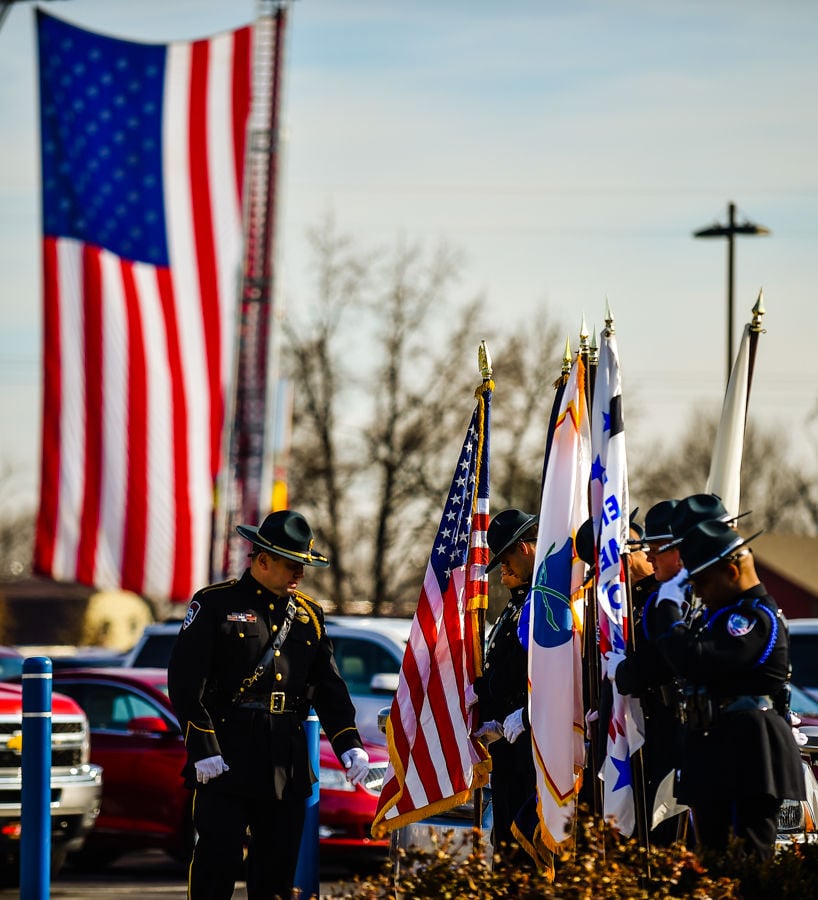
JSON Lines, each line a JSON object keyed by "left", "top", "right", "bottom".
{"left": 50, "top": 668, "right": 388, "bottom": 867}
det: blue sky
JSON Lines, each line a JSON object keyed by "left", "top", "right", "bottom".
{"left": 2, "top": 0, "right": 817, "bottom": 509}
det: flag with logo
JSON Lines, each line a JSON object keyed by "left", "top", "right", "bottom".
{"left": 590, "top": 325, "right": 644, "bottom": 836}
{"left": 33, "top": 11, "right": 253, "bottom": 602}
{"left": 527, "top": 355, "right": 589, "bottom": 863}
{"left": 372, "top": 379, "right": 493, "bottom": 836}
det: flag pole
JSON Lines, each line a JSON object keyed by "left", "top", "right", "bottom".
{"left": 746, "top": 290, "right": 766, "bottom": 418}
{"left": 473, "top": 340, "right": 493, "bottom": 857}
{"left": 578, "top": 318, "right": 604, "bottom": 821}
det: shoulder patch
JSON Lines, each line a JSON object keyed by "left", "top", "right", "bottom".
{"left": 182, "top": 600, "right": 201, "bottom": 630}
{"left": 726, "top": 612, "right": 755, "bottom": 638}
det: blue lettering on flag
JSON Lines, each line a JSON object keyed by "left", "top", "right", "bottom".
{"left": 598, "top": 538, "right": 620, "bottom": 574}
{"left": 604, "top": 494, "right": 621, "bottom": 522}
{"left": 603, "top": 582, "right": 623, "bottom": 613}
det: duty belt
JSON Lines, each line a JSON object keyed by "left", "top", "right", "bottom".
{"left": 718, "top": 694, "right": 774, "bottom": 714}
{"left": 233, "top": 691, "right": 306, "bottom": 715}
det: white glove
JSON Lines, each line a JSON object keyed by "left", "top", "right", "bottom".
{"left": 502, "top": 708, "right": 526, "bottom": 744}
{"left": 657, "top": 568, "right": 689, "bottom": 608}
{"left": 473, "top": 720, "right": 504, "bottom": 744}
{"left": 341, "top": 747, "right": 370, "bottom": 787}
{"left": 604, "top": 650, "right": 626, "bottom": 682}
{"left": 791, "top": 714, "right": 808, "bottom": 746}
{"left": 584, "top": 708, "right": 599, "bottom": 738}
{"left": 195, "top": 754, "right": 229, "bottom": 784}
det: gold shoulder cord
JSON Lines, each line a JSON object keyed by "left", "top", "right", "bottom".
{"left": 294, "top": 590, "right": 322, "bottom": 640}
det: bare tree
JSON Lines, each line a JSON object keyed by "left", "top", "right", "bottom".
{"left": 488, "top": 312, "right": 566, "bottom": 513}
{"left": 628, "top": 413, "right": 817, "bottom": 535}
{"left": 282, "top": 216, "right": 372, "bottom": 608}
{"left": 360, "top": 240, "right": 487, "bottom": 611}
{"left": 284, "top": 222, "right": 492, "bottom": 611}
{"left": 282, "top": 220, "right": 573, "bottom": 612}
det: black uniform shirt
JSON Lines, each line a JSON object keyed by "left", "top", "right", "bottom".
{"left": 168, "top": 569, "right": 363, "bottom": 794}
{"left": 660, "top": 583, "right": 789, "bottom": 699}
{"left": 474, "top": 584, "right": 530, "bottom": 723}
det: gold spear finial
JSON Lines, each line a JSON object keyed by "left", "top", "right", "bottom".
{"left": 590, "top": 327, "right": 599, "bottom": 366}
{"left": 750, "top": 289, "right": 766, "bottom": 333}
{"left": 579, "top": 314, "right": 589, "bottom": 353}
{"left": 478, "top": 340, "right": 493, "bottom": 379}
{"left": 562, "top": 336, "right": 572, "bottom": 372}
{"left": 604, "top": 297, "right": 615, "bottom": 334}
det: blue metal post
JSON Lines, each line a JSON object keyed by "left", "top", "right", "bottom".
{"left": 21, "top": 656, "right": 52, "bottom": 900}
{"left": 294, "top": 712, "right": 320, "bottom": 898}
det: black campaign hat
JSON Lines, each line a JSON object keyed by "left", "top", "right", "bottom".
{"left": 236, "top": 510, "right": 330, "bottom": 568}
{"left": 486, "top": 508, "right": 538, "bottom": 573}
{"left": 575, "top": 517, "right": 595, "bottom": 567}
{"left": 641, "top": 500, "right": 680, "bottom": 542}
{"left": 668, "top": 493, "right": 750, "bottom": 540}
{"left": 679, "top": 519, "right": 763, "bottom": 577}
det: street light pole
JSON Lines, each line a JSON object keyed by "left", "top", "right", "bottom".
{"left": 693, "top": 201, "right": 770, "bottom": 387}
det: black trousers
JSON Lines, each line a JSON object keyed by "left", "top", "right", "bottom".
{"left": 189, "top": 778, "right": 306, "bottom": 900}
{"left": 489, "top": 731, "right": 537, "bottom": 862}
{"left": 692, "top": 792, "right": 781, "bottom": 861}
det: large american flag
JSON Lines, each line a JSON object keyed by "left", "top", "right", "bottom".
{"left": 372, "top": 381, "right": 493, "bottom": 837}
{"left": 33, "top": 11, "right": 253, "bottom": 602}
{"left": 590, "top": 326, "right": 644, "bottom": 835}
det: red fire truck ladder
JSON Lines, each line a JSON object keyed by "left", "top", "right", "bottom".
{"left": 212, "top": 0, "right": 290, "bottom": 580}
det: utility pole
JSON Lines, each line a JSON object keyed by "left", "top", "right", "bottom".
{"left": 693, "top": 202, "right": 770, "bottom": 387}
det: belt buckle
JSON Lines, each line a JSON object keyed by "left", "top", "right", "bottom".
{"left": 269, "top": 692, "right": 286, "bottom": 714}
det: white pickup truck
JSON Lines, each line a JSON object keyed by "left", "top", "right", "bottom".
{"left": 0, "top": 660, "right": 102, "bottom": 884}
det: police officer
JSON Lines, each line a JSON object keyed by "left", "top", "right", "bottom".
{"left": 473, "top": 508, "right": 538, "bottom": 862}
{"left": 168, "top": 510, "right": 369, "bottom": 900}
{"left": 658, "top": 519, "right": 805, "bottom": 859}
{"left": 605, "top": 502, "right": 689, "bottom": 845}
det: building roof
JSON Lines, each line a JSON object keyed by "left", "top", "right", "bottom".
{"left": 750, "top": 532, "right": 818, "bottom": 599}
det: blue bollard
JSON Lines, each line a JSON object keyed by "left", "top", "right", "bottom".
{"left": 294, "top": 712, "right": 320, "bottom": 898}
{"left": 21, "top": 656, "right": 52, "bottom": 900}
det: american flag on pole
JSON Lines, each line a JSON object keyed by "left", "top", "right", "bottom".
{"left": 33, "top": 11, "right": 253, "bottom": 602}
{"left": 590, "top": 324, "right": 644, "bottom": 836}
{"left": 527, "top": 355, "right": 589, "bottom": 864}
{"left": 372, "top": 380, "right": 493, "bottom": 837}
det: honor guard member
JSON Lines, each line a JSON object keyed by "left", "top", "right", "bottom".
{"left": 658, "top": 520, "right": 805, "bottom": 860}
{"left": 605, "top": 501, "right": 690, "bottom": 845}
{"left": 168, "top": 510, "right": 369, "bottom": 900}
{"left": 473, "top": 508, "right": 538, "bottom": 863}
{"left": 666, "top": 493, "right": 749, "bottom": 546}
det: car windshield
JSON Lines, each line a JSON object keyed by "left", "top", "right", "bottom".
{"left": 789, "top": 630, "right": 818, "bottom": 690}
{"left": 789, "top": 682, "right": 818, "bottom": 716}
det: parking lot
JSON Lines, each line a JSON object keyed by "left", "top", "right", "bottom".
{"left": 0, "top": 849, "right": 383, "bottom": 899}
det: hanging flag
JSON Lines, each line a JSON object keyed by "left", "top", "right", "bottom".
{"left": 33, "top": 10, "right": 253, "bottom": 602}
{"left": 705, "top": 321, "right": 752, "bottom": 517}
{"left": 527, "top": 355, "right": 589, "bottom": 866}
{"left": 590, "top": 324, "right": 644, "bottom": 836}
{"left": 372, "top": 380, "right": 493, "bottom": 837}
